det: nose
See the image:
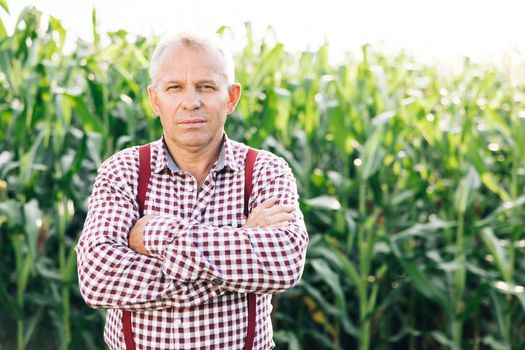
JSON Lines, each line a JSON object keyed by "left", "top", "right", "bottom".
{"left": 181, "top": 87, "right": 201, "bottom": 111}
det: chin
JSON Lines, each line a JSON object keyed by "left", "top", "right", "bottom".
{"left": 179, "top": 137, "right": 210, "bottom": 148}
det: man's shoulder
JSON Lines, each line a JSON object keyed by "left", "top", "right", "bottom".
{"left": 99, "top": 146, "right": 139, "bottom": 174}
{"left": 98, "top": 140, "right": 163, "bottom": 173}
{"left": 228, "top": 139, "right": 289, "bottom": 174}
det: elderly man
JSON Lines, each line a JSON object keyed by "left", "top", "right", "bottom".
{"left": 76, "top": 33, "right": 308, "bottom": 350}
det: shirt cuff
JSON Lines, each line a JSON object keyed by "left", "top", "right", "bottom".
{"left": 143, "top": 215, "right": 191, "bottom": 259}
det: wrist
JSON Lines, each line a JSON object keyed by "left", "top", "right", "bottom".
{"left": 143, "top": 215, "right": 195, "bottom": 259}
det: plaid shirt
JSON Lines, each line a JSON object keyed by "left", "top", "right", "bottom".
{"left": 76, "top": 135, "right": 308, "bottom": 350}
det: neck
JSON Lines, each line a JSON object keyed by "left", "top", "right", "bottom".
{"left": 165, "top": 134, "right": 223, "bottom": 184}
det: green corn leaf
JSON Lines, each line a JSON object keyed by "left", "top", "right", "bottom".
{"left": 475, "top": 195, "right": 525, "bottom": 228}
{"left": 430, "top": 331, "right": 461, "bottom": 350}
{"left": 399, "top": 258, "right": 448, "bottom": 309}
{"left": 251, "top": 43, "right": 283, "bottom": 90}
{"left": 391, "top": 219, "right": 455, "bottom": 242}
{"left": 274, "top": 87, "right": 291, "bottom": 137}
{"left": 0, "top": 0, "right": 9, "bottom": 14}
{"left": 64, "top": 94, "right": 104, "bottom": 133}
{"left": 274, "top": 330, "right": 301, "bottom": 350}
{"left": 304, "top": 195, "right": 341, "bottom": 211}
{"left": 310, "top": 259, "right": 345, "bottom": 306}
{"left": 326, "top": 101, "right": 353, "bottom": 154}
{"left": 454, "top": 165, "right": 481, "bottom": 214}
{"left": 361, "top": 125, "right": 386, "bottom": 179}
{"left": 518, "top": 111, "right": 525, "bottom": 159}
{"left": 23, "top": 306, "right": 44, "bottom": 348}
{"left": 23, "top": 199, "right": 42, "bottom": 257}
{"left": 480, "top": 336, "right": 510, "bottom": 350}
{"left": 301, "top": 281, "right": 342, "bottom": 317}
{"left": 63, "top": 247, "right": 77, "bottom": 284}
{"left": 91, "top": 7, "right": 100, "bottom": 49}
{"left": 480, "top": 228, "right": 511, "bottom": 281}
{"left": 0, "top": 14, "right": 6, "bottom": 38}
{"left": 333, "top": 250, "right": 362, "bottom": 297}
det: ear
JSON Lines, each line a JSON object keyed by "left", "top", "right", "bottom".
{"left": 147, "top": 85, "right": 160, "bottom": 116}
{"left": 226, "top": 83, "right": 241, "bottom": 114}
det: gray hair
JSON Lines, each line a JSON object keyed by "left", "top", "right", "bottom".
{"left": 149, "top": 33, "right": 236, "bottom": 85}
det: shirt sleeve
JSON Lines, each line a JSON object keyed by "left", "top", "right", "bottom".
{"left": 142, "top": 153, "right": 309, "bottom": 294}
{"left": 75, "top": 149, "right": 225, "bottom": 311}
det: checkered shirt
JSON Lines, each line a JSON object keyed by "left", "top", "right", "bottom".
{"left": 75, "top": 135, "right": 309, "bottom": 350}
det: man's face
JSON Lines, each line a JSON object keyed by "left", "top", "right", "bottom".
{"left": 148, "top": 46, "right": 240, "bottom": 153}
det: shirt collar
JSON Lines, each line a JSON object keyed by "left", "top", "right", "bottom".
{"left": 155, "top": 134, "right": 240, "bottom": 174}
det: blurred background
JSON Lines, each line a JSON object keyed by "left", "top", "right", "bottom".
{"left": 1, "top": 0, "right": 525, "bottom": 349}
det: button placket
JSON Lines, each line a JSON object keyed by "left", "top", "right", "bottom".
{"left": 179, "top": 174, "right": 198, "bottom": 218}
{"left": 191, "top": 178, "right": 215, "bottom": 221}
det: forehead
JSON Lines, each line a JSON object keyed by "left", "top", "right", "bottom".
{"left": 155, "top": 46, "right": 228, "bottom": 83}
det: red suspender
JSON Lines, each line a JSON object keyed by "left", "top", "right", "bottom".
{"left": 123, "top": 144, "right": 258, "bottom": 350}
{"left": 137, "top": 144, "right": 152, "bottom": 216}
{"left": 243, "top": 148, "right": 258, "bottom": 350}
{"left": 243, "top": 148, "right": 258, "bottom": 224}
{"left": 123, "top": 144, "right": 151, "bottom": 350}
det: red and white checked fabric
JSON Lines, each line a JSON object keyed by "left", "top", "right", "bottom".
{"left": 76, "top": 134, "right": 309, "bottom": 350}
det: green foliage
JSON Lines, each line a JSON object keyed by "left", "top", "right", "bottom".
{"left": 2, "top": 5, "right": 525, "bottom": 350}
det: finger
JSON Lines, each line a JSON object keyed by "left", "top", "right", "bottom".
{"left": 257, "top": 212, "right": 295, "bottom": 228}
{"left": 248, "top": 205, "right": 294, "bottom": 227}
{"left": 266, "top": 221, "right": 290, "bottom": 229}
{"left": 244, "top": 200, "right": 291, "bottom": 228}
{"left": 258, "top": 198, "right": 279, "bottom": 209}
{"left": 247, "top": 200, "right": 277, "bottom": 220}
{"left": 264, "top": 204, "right": 295, "bottom": 216}
{"left": 138, "top": 214, "right": 155, "bottom": 224}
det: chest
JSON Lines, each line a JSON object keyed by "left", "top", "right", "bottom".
{"left": 143, "top": 170, "right": 246, "bottom": 227}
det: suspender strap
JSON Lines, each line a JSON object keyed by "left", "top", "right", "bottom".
{"left": 137, "top": 144, "right": 152, "bottom": 217}
{"left": 123, "top": 144, "right": 151, "bottom": 350}
{"left": 122, "top": 310, "right": 135, "bottom": 350}
{"left": 243, "top": 148, "right": 258, "bottom": 350}
{"left": 123, "top": 144, "right": 259, "bottom": 350}
{"left": 244, "top": 148, "right": 257, "bottom": 217}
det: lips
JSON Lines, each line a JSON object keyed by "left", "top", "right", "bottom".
{"left": 177, "top": 119, "right": 207, "bottom": 128}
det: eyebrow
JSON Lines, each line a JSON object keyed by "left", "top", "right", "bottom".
{"left": 160, "top": 79, "right": 219, "bottom": 86}
{"left": 196, "top": 80, "right": 218, "bottom": 86}
{"left": 160, "top": 80, "right": 182, "bottom": 86}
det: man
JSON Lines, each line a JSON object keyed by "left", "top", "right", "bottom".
{"left": 76, "top": 33, "right": 308, "bottom": 350}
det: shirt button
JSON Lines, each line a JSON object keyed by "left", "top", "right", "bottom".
{"left": 174, "top": 319, "right": 182, "bottom": 326}
{"left": 187, "top": 186, "right": 194, "bottom": 192}
{"left": 211, "top": 278, "right": 224, "bottom": 286}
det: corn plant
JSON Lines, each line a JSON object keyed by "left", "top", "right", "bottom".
{"left": 2, "top": 3, "right": 525, "bottom": 350}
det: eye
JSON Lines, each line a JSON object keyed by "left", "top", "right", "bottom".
{"left": 166, "top": 85, "right": 181, "bottom": 91}
{"left": 199, "top": 84, "right": 216, "bottom": 91}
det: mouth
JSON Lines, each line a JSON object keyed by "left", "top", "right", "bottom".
{"left": 177, "top": 119, "right": 207, "bottom": 128}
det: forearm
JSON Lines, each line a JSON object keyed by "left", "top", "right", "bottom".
{"left": 191, "top": 223, "right": 308, "bottom": 294}
{"left": 76, "top": 221, "right": 225, "bottom": 311}
{"left": 144, "top": 215, "right": 308, "bottom": 294}
{"left": 76, "top": 161, "right": 225, "bottom": 311}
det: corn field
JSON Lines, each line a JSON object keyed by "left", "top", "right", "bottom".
{"left": 1, "top": 4, "right": 525, "bottom": 350}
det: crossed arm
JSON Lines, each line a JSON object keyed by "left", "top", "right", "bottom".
{"left": 76, "top": 152, "right": 308, "bottom": 311}
{"left": 130, "top": 197, "right": 294, "bottom": 256}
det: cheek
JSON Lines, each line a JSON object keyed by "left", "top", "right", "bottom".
{"left": 158, "top": 94, "right": 179, "bottom": 109}
{"left": 158, "top": 115, "right": 168, "bottom": 129}
{"left": 210, "top": 96, "right": 230, "bottom": 112}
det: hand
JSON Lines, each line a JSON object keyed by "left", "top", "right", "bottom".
{"left": 128, "top": 215, "right": 154, "bottom": 256}
{"left": 243, "top": 198, "right": 295, "bottom": 229}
